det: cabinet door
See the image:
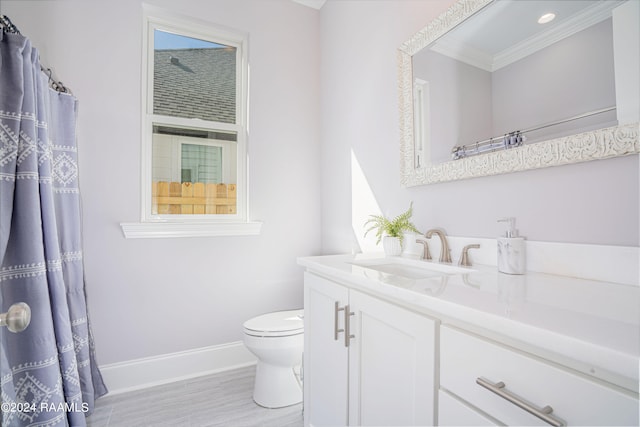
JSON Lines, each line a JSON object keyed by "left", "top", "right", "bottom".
{"left": 348, "top": 290, "right": 437, "bottom": 426}
{"left": 304, "top": 272, "right": 350, "bottom": 427}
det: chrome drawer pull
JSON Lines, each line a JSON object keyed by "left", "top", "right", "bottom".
{"left": 334, "top": 302, "right": 345, "bottom": 341}
{"left": 476, "top": 377, "right": 565, "bottom": 427}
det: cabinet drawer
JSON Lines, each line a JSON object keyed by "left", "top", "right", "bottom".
{"left": 440, "top": 326, "right": 639, "bottom": 426}
{"left": 438, "top": 390, "right": 495, "bottom": 426}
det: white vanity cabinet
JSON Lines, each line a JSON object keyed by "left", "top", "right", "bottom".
{"left": 299, "top": 253, "right": 640, "bottom": 427}
{"left": 439, "top": 326, "right": 640, "bottom": 426}
{"left": 303, "top": 272, "right": 349, "bottom": 427}
{"left": 438, "top": 389, "right": 496, "bottom": 426}
{"left": 303, "top": 272, "right": 437, "bottom": 427}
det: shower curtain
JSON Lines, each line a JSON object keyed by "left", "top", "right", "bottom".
{"left": 0, "top": 24, "right": 107, "bottom": 427}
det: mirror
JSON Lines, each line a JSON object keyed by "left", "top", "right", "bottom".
{"left": 399, "top": 0, "right": 639, "bottom": 186}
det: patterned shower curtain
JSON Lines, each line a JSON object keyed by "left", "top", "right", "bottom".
{"left": 0, "top": 24, "right": 107, "bottom": 427}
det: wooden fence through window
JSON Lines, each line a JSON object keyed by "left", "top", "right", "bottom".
{"left": 152, "top": 181, "right": 237, "bottom": 214}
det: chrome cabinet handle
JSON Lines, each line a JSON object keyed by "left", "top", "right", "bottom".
{"left": 334, "top": 301, "right": 345, "bottom": 341}
{"left": 476, "top": 377, "right": 565, "bottom": 427}
{"left": 343, "top": 304, "right": 355, "bottom": 347}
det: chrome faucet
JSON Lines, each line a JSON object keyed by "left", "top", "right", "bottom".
{"left": 425, "top": 229, "right": 452, "bottom": 263}
{"left": 415, "top": 238, "right": 432, "bottom": 260}
{"left": 459, "top": 244, "right": 480, "bottom": 267}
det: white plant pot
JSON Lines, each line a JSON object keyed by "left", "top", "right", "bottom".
{"left": 382, "top": 236, "right": 402, "bottom": 256}
{"left": 401, "top": 232, "right": 421, "bottom": 259}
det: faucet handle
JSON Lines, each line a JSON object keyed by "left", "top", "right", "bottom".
{"left": 415, "top": 238, "right": 432, "bottom": 260}
{"left": 459, "top": 244, "right": 480, "bottom": 267}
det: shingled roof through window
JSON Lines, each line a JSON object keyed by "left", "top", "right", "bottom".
{"left": 154, "top": 48, "right": 236, "bottom": 124}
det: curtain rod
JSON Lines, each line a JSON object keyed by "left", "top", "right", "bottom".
{"left": 451, "top": 106, "right": 616, "bottom": 160}
{"left": 1, "top": 14, "right": 71, "bottom": 94}
{"left": 0, "top": 14, "right": 20, "bottom": 34}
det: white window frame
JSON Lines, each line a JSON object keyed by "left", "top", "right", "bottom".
{"left": 121, "top": 5, "right": 261, "bottom": 238}
{"left": 152, "top": 133, "right": 233, "bottom": 184}
{"left": 177, "top": 138, "right": 232, "bottom": 184}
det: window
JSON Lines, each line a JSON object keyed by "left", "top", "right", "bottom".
{"left": 121, "top": 7, "right": 260, "bottom": 237}
{"left": 151, "top": 126, "right": 237, "bottom": 214}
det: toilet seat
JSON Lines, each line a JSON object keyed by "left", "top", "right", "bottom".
{"left": 242, "top": 308, "right": 304, "bottom": 408}
{"left": 243, "top": 309, "right": 303, "bottom": 337}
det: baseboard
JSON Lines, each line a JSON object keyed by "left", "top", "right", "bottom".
{"left": 99, "top": 341, "right": 257, "bottom": 395}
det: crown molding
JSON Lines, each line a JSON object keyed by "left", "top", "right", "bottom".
{"left": 425, "top": 0, "right": 623, "bottom": 72}
{"left": 493, "top": 1, "right": 623, "bottom": 71}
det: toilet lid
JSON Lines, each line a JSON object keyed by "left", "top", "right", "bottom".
{"left": 243, "top": 309, "right": 304, "bottom": 337}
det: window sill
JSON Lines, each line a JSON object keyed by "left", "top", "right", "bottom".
{"left": 120, "top": 221, "right": 263, "bottom": 238}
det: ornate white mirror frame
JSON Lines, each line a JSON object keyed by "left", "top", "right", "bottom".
{"left": 398, "top": 0, "right": 640, "bottom": 187}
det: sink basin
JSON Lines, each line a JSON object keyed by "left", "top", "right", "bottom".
{"left": 349, "top": 257, "right": 474, "bottom": 280}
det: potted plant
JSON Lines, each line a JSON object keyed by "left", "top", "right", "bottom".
{"left": 364, "top": 202, "right": 421, "bottom": 256}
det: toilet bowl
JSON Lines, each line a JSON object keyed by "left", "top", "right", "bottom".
{"left": 243, "top": 309, "right": 304, "bottom": 408}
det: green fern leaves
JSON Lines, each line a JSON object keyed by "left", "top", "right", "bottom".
{"left": 364, "top": 202, "right": 421, "bottom": 244}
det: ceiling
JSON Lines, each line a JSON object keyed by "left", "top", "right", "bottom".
{"left": 429, "top": 0, "right": 624, "bottom": 71}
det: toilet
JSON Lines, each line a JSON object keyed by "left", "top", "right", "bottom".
{"left": 243, "top": 309, "right": 304, "bottom": 408}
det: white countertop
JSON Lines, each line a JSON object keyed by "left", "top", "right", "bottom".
{"left": 298, "top": 253, "right": 640, "bottom": 391}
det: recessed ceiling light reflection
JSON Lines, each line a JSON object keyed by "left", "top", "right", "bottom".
{"left": 538, "top": 13, "right": 556, "bottom": 24}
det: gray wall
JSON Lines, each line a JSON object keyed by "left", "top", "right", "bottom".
{"left": 492, "top": 18, "right": 617, "bottom": 139}
{"left": 319, "top": 0, "right": 638, "bottom": 252}
{"left": 4, "top": 0, "right": 322, "bottom": 365}
{"left": 3, "top": 0, "right": 638, "bottom": 370}
{"left": 413, "top": 50, "right": 493, "bottom": 163}
{"left": 413, "top": 17, "right": 617, "bottom": 158}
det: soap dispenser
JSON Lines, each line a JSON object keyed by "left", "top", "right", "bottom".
{"left": 497, "top": 217, "right": 525, "bottom": 275}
